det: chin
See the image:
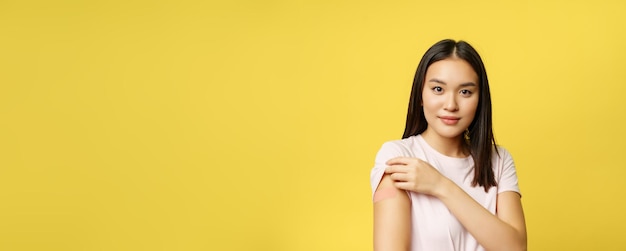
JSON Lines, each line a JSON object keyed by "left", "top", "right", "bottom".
{"left": 434, "top": 129, "right": 464, "bottom": 139}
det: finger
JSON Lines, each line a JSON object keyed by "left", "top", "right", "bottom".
{"left": 393, "top": 181, "right": 413, "bottom": 191}
{"left": 384, "top": 165, "right": 410, "bottom": 174}
{"left": 390, "top": 172, "right": 408, "bottom": 182}
{"left": 386, "top": 157, "right": 415, "bottom": 166}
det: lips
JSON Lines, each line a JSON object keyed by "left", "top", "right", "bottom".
{"left": 439, "top": 116, "right": 460, "bottom": 125}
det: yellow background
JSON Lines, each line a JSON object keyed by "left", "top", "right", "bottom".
{"left": 1, "top": 0, "right": 625, "bottom": 250}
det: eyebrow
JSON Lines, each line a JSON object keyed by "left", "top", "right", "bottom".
{"left": 428, "top": 78, "right": 477, "bottom": 87}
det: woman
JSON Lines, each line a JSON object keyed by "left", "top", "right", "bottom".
{"left": 370, "top": 39, "right": 527, "bottom": 251}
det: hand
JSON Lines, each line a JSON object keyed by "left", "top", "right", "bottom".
{"left": 384, "top": 157, "right": 448, "bottom": 196}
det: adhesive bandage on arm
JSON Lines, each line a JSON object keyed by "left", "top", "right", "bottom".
{"left": 373, "top": 187, "right": 399, "bottom": 203}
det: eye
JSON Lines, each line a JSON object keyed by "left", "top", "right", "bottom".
{"left": 460, "top": 89, "right": 473, "bottom": 96}
{"left": 432, "top": 86, "right": 443, "bottom": 93}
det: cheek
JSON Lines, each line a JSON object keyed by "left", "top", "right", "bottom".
{"left": 421, "top": 99, "right": 437, "bottom": 117}
{"left": 464, "top": 98, "right": 479, "bottom": 117}
{"left": 421, "top": 93, "right": 440, "bottom": 113}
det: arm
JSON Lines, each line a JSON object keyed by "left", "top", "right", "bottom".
{"left": 386, "top": 157, "right": 527, "bottom": 251}
{"left": 436, "top": 180, "right": 527, "bottom": 251}
{"left": 373, "top": 174, "right": 411, "bottom": 251}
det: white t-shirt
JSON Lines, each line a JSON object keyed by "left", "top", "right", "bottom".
{"left": 370, "top": 134, "right": 520, "bottom": 251}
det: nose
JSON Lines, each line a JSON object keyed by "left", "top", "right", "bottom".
{"left": 443, "top": 93, "right": 459, "bottom": 112}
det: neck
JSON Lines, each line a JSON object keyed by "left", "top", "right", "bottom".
{"left": 421, "top": 129, "right": 469, "bottom": 158}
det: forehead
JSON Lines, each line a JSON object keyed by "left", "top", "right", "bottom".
{"left": 425, "top": 58, "right": 478, "bottom": 84}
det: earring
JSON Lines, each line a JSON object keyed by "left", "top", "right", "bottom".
{"left": 464, "top": 128, "right": 470, "bottom": 142}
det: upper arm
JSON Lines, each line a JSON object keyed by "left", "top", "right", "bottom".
{"left": 495, "top": 148, "right": 527, "bottom": 245}
{"left": 496, "top": 191, "right": 527, "bottom": 245}
{"left": 373, "top": 174, "right": 411, "bottom": 251}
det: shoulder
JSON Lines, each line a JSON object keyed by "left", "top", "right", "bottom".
{"left": 492, "top": 145, "right": 521, "bottom": 194}
{"left": 376, "top": 136, "right": 418, "bottom": 159}
{"left": 493, "top": 145, "right": 513, "bottom": 162}
{"left": 492, "top": 145, "right": 518, "bottom": 177}
{"left": 378, "top": 136, "right": 417, "bottom": 154}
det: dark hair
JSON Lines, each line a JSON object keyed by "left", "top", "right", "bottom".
{"left": 402, "top": 39, "right": 498, "bottom": 191}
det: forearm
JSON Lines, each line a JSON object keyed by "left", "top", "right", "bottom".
{"left": 436, "top": 179, "right": 527, "bottom": 251}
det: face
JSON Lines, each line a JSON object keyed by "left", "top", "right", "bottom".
{"left": 421, "top": 57, "right": 479, "bottom": 140}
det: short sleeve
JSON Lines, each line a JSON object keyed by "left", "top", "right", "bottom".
{"left": 370, "top": 141, "right": 408, "bottom": 200}
{"left": 496, "top": 147, "right": 521, "bottom": 196}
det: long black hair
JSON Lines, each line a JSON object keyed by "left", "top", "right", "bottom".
{"left": 403, "top": 39, "right": 498, "bottom": 191}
